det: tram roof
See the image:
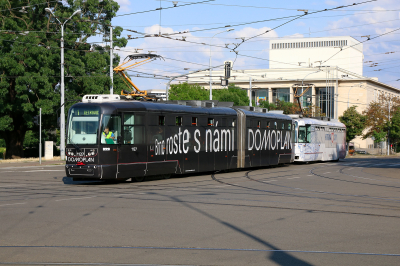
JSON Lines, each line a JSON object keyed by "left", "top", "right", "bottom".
{"left": 71, "top": 101, "right": 292, "bottom": 120}
{"left": 236, "top": 108, "right": 292, "bottom": 120}
{"left": 293, "top": 117, "right": 345, "bottom": 127}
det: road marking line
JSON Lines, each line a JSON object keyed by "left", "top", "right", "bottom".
{"left": 0, "top": 184, "right": 25, "bottom": 188}
{"left": 2, "top": 170, "right": 65, "bottom": 173}
{"left": 0, "top": 202, "right": 26, "bottom": 207}
{"left": 55, "top": 196, "right": 96, "bottom": 202}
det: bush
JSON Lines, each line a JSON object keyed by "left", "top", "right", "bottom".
{"left": 0, "top": 147, "right": 5, "bottom": 159}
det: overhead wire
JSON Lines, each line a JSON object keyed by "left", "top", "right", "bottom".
{"left": 160, "top": 0, "right": 394, "bottom": 12}
{"left": 115, "top": 0, "right": 215, "bottom": 17}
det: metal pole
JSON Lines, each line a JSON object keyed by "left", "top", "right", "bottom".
{"left": 45, "top": 8, "right": 81, "bottom": 161}
{"left": 388, "top": 95, "right": 391, "bottom": 155}
{"left": 166, "top": 77, "right": 173, "bottom": 101}
{"left": 110, "top": 26, "right": 113, "bottom": 95}
{"left": 209, "top": 52, "right": 212, "bottom": 100}
{"left": 335, "top": 67, "right": 338, "bottom": 119}
{"left": 209, "top": 29, "right": 234, "bottom": 101}
{"left": 60, "top": 23, "right": 65, "bottom": 161}
{"left": 39, "top": 108, "right": 42, "bottom": 165}
{"left": 249, "top": 77, "right": 252, "bottom": 106}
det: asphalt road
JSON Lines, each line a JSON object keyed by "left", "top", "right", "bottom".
{"left": 0, "top": 157, "right": 399, "bottom": 266}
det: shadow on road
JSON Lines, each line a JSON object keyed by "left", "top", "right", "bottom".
{"left": 169, "top": 194, "right": 314, "bottom": 266}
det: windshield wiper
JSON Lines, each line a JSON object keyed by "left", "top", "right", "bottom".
{"left": 68, "top": 137, "right": 81, "bottom": 151}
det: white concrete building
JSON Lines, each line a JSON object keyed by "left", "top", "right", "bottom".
{"left": 149, "top": 89, "right": 167, "bottom": 101}
{"left": 186, "top": 36, "right": 400, "bottom": 151}
{"left": 270, "top": 36, "right": 363, "bottom": 75}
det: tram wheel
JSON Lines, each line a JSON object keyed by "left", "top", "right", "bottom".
{"left": 133, "top": 176, "right": 145, "bottom": 182}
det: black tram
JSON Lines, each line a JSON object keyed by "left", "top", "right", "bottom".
{"left": 65, "top": 95, "right": 294, "bottom": 181}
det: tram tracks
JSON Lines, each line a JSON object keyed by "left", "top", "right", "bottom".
{"left": 210, "top": 165, "right": 400, "bottom": 217}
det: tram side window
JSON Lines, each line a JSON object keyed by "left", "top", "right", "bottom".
{"left": 232, "top": 119, "right": 236, "bottom": 127}
{"left": 298, "top": 125, "right": 311, "bottom": 143}
{"left": 192, "top": 117, "right": 197, "bottom": 126}
{"left": 257, "top": 121, "right": 261, "bottom": 128}
{"left": 208, "top": 118, "right": 214, "bottom": 126}
{"left": 176, "top": 116, "right": 182, "bottom": 126}
{"left": 122, "top": 114, "right": 145, "bottom": 145}
{"left": 288, "top": 123, "right": 291, "bottom": 130}
{"left": 274, "top": 122, "right": 277, "bottom": 129}
{"left": 281, "top": 123, "right": 285, "bottom": 130}
{"left": 267, "top": 121, "right": 270, "bottom": 128}
{"left": 159, "top": 116, "right": 165, "bottom": 126}
{"left": 101, "top": 115, "right": 121, "bottom": 144}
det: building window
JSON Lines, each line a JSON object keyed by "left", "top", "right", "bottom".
{"left": 272, "top": 88, "right": 290, "bottom": 103}
{"left": 316, "top": 87, "right": 335, "bottom": 119}
{"left": 300, "top": 88, "right": 312, "bottom": 108}
{"left": 256, "top": 89, "right": 268, "bottom": 105}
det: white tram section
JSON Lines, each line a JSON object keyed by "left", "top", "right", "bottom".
{"left": 291, "top": 116, "right": 346, "bottom": 162}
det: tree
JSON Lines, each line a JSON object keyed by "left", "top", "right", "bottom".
{"left": 389, "top": 109, "right": 400, "bottom": 151}
{"left": 302, "top": 104, "right": 325, "bottom": 118}
{"left": 362, "top": 94, "right": 400, "bottom": 145}
{"left": 339, "top": 106, "right": 366, "bottom": 144}
{"left": 168, "top": 83, "right": 250, "bottom": 106}
{"left": 213, "top": 84, "right": 249, "bottom": 106}
{"left": 169, "top": 83, "right": 208, "bottom": 101}
{"left": 258, "top": 100, "right": 277, "bottom": 110}
{"left": 0, "top": 0, "right": 127, "bottom": 158}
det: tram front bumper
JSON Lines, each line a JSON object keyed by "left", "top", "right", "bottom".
{"left": 65, "top": 164, "right": 100, "bottom": 179}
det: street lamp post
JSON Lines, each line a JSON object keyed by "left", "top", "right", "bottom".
{"left": 347, "top": 83, "right": 363, "bottom": 109}
{"left": 209, "top": 28, "right": 234, "bottom": 100}
{"left": 45, "top": 8, "right": 81, "bottom": 160}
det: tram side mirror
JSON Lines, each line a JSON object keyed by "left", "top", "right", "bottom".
{"left": 117, "top": 136, "right": 122, "bottom": 144}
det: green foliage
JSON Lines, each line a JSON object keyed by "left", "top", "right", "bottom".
{"left": 168, "top": 83, "right": 249, "bottom": 106}
{"left": 23, "top": 130, "right": 39, "bottom": 147}
{"left": 0, "top": 147, "right": 5, "bottom": 159}
{"left": 389, "top": 109, "right": 400, "bottom": 145}
{"left": 258, "top": 101, "right": 277, "bottom": 110}
{"left": 372, "top": 130, "right": 386, "bottom": 143}
{"left": 213, "top": 84, "right": 249, "bottom": 106}
{"left": 339, "top": 106, "right": 366, "bottom": 143}
{"left": 0, "top": 0, "right": 127, "bottom": 158}
{"left": 0, "top": 138, "right": 5, "bottom": 147}
{"left": 169, "top": 83, "right": 209, "bottom": 100}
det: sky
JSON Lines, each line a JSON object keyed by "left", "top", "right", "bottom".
{"left": 106, "top": 0, "right": 400, "bottom": 92}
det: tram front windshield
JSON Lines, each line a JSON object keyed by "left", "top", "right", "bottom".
{"left": 67, "top": 106, "right": 100, "bottom": 145}
{"left": 298, "top": 125, "right": 311, "bottom": 143}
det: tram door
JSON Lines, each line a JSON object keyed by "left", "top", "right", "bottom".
{"left": 99, "top": 113, "right": 120, "bottom": 179}
{"left": 117, "top": 113, "right": 147, "bottom": 179}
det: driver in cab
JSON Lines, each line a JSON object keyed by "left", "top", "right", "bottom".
{"left": 103, "top": 127, "right": 115, "bottom": 140}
